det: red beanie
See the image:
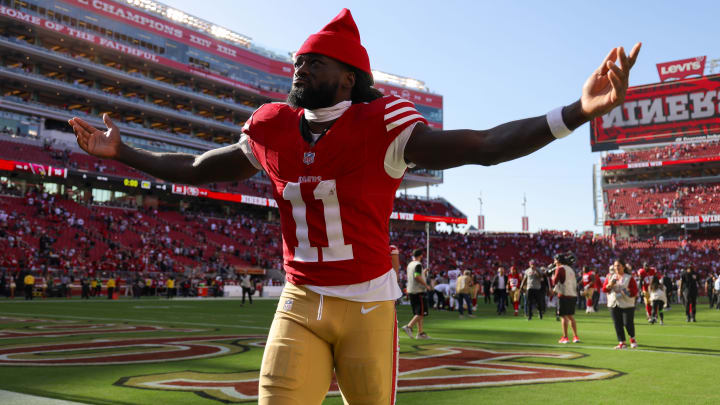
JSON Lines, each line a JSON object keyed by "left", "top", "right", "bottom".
{"left": 296, "top": 9, "right": 371, "bottom": 74}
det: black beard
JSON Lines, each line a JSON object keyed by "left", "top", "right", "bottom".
{"left": 286, "top": 80, "right": 339, "bottom": 109}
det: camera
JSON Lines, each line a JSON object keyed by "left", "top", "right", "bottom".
{"left": 553, "top": 251, "right": 576, "bottom": 267}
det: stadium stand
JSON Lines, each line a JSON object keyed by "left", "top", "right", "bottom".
{"left": 603, "top": 141, "right": 720, "bottom": 165}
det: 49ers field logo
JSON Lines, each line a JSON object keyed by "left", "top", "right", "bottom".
{"left": 118, "top": 344, "right": 619, "bottom": 403}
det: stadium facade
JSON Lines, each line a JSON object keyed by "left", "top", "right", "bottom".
{"left": 591, "top": 56, "right": 720, "bottom": 240}
{"left": 0, "top": 0, "right": 465, "bottom": 231}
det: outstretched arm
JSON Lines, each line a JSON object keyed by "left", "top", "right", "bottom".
{"left": 405, "top": 44, "right": 641, "bottom": 169}
{"left": 69, "top": 114, "right": 258, "bottom": 185}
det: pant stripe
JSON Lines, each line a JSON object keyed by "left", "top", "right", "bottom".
{"left": 390, "top": 309, "right": 398, "bottom": 405}
{"left": 317, "top": 294, "right": 324, "bottom": 321}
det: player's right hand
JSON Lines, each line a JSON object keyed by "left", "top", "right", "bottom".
{"left": 68, "top": 114, "right": 121, "bottom": 159}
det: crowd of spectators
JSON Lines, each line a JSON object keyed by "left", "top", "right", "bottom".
{"left": 393, "top": 230, "right": 719, "bottom": 297}
{"left": 603, "top": 140, "right": 720, "bottom": 166}
{"left": 606, "top": 183, "right": 720, "bottom": 219}
{"left": 2, "top": 180, "right": 719, "bottom": 301}
{"left": 0, "top": 184, "right": 282, "bottom": 291}
{"left": 393, "top": 195, "right": 465, "bottom": 218}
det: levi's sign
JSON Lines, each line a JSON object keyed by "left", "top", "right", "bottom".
{"left": 590, "top": 74, "right": 720, "bottom": 151}
{"left": 657, "top": 56, "right": 706, "bottom": 82}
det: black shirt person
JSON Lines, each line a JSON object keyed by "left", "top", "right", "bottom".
{"left": 679, "top": 267, "right": 699, "bottom": 322}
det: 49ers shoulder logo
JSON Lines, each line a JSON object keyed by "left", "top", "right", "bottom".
{"left": 118, "top": 344, "right": 619, "bottom": 403}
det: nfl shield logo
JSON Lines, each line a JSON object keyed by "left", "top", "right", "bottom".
{"left": 303, "top": 152, "right": 315, "bottom": 165}
{"left": 283, "top": 299, "right": 294, "bottom": 311}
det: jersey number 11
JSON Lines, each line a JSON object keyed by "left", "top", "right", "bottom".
{"left": 282, "top": 180, "right": 354, "bottom": 263}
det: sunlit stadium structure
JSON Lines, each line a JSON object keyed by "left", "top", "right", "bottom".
{"left": 592, "top": 67, "right": 720, "bottom": 242}
{"left": 0, "top": 0, "right": 465, "bottom": 272}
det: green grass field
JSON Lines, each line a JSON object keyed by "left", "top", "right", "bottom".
{"left": 0, "top": 296, "right": 718, "bottom": 404}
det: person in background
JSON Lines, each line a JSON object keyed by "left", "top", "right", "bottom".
{"left": 637, "top": 262, "right": 658, "bottom": 322}
{"left": 603, "top": 259, "right": 639, "bottom": 349}
{"left": 551, "top": 253, "right": 580, "bottom": 344}
{"left": 679, "top": 266, "right": 699, "bottom": 322}
{"left": 662, "top": 272, "right": 675, "bottom": 308}
{"left": 581, "top": 266, "right": 597, "bottom": 313}
{"left": 446, "top": 265, "right": 461, "bottom": 312}
{"left": 106, "top": 276, "right": 115, "bottom": 300}
{"left": 520, "top": 260, "right": 544, "bottom": 320}
{"left": 81, "top": 275, "right": 90, "bottom": 300}
{"left": 167, "top": 276, "right": 176, "bottom": 299}
{"left": 508, "top": 266, "right": 522, "bottom": 316}
{"left": 432, "top": 277, "right": 450, "bottom": 310}
{"left": 241, "top": 270, "right": 253, "bottom": 305}
{"left": 456, "top": 270, "right": 475, "bottom": 318}
{"left": 402, "top": 248, "right": 430, "bottom": 339}
{"left": 491, "top": 267, "right": 508, "bottom": 315}
{"left": 61, "top": 274, "right": 71, "bottom": 299}
{"left": 705, "top": 274, "right": 715, "bottom": 310}
{"left": 471, "top": 272, "right": 482, "bottom": 311}
{"left": 648, "top": 276, "right": 667, "bottom": 325}
{"left": 24, "top": 272, "right": 35, "bottom": 300}
{"left": 483, "top": 272, "right": 492, "bottom": 305}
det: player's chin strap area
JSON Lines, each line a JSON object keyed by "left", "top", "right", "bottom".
{"left": 305, "top": 100, "right": 352, "bottom": 123}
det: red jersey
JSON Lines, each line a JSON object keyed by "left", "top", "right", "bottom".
{"left": 582, "top": 271, "right": 595, "bottom": 288}
{"left": 508, "top": 273, "right": 521, "bottom": 290}
{"left": 243, "top": 96, "right": 427, "bottom": 286}
{"left": 637, "top": 267, "right": 657, "bottom": 292}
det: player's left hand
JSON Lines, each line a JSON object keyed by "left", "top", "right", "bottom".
{"left": 581, "top": 43, "right": 642, "bottom": 118}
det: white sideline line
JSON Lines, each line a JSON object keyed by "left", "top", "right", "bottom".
{"left": 0, "top": 389, "right": 87, "bottom": 405}
{"left": 0, "top": 312, "right": 270, "bottom": 331}
{"left": 436, "top": 337, "right": 720, "bottom": 358}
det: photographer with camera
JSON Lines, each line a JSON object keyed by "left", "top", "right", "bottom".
{"left": 550, "top": 252, "right": 581, "bottom": 344}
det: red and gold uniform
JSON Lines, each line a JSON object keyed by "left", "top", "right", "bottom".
{"left": 582, "top": 270, "right": 597, "bottom": 311}
{"left": 244, "top": 97, "right": 422, "bottom": 286}
{"left": 242, "top": 92, "right": 426, "bottom": 404}
{"left": 508, "top": 268, "right": 522, "bottom": 315}
{"left": 637, "top": 266, "right": 658, "bottom": 317}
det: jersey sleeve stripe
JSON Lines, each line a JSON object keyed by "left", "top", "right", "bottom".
{"left": 385, "top": 97, "right": 411, "bottom": 109}
{"left": 384, "top": 106, "right": 418, "bottom": 121}
{"left": 386, "top": 114, "right": 425, "bottom": 131}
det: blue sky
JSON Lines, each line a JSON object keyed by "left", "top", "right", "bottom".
{"left": 163, "top": 0, "right": 718, "bottom": 233}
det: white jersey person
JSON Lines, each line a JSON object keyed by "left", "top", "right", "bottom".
{"left": 447, "top": 267, "right": 462, "bottom": 310}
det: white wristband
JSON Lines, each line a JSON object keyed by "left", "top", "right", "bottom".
{"left": 547, "top": 107, "right": 572, "bottom": 139}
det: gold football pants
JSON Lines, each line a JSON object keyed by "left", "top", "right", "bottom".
{"left": 259, "top": 283, "right": 398, "bottom": 405}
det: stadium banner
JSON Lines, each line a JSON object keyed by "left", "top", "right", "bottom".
{"left": 59, "top": 0, "right": 293, "bottom": 77}
{"left": 657, "top": 56, "right": 706, "bottom": 82}
{"left": 0, "top": 6, "right": 287, "bottom": 100}
{"left": 601, "top": 154, "right": 720, "bottom": 171}
{"left": 0, "top": 158, "right": 68, "bottom": 178}
{"left": 374, "top": 83, "right": 442, "bottom": 109}
{"left": 605, "top": 214, "right": 720, "bottom": 227}
{"left": 589, "top": 74, "right": 720, "bottom": 151}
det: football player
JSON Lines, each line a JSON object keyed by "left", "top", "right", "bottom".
{"left": 637, "top": 262, "right": 658, "bottom": 321}
{"left": 508, "top": 266, "right": 522, "bottom": 316}
{"left": 446, "top": 265, "right": 462, "bottom": 311}
{"left": 68, "top": 8, "right": 641, "bottom": 404}
{"left": 581, "top": 266, "right": 597, "bottom": 313}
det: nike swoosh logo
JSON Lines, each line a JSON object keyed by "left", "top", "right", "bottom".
{"left": 360, "top": 304, "right": 380, "bottom": 315}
